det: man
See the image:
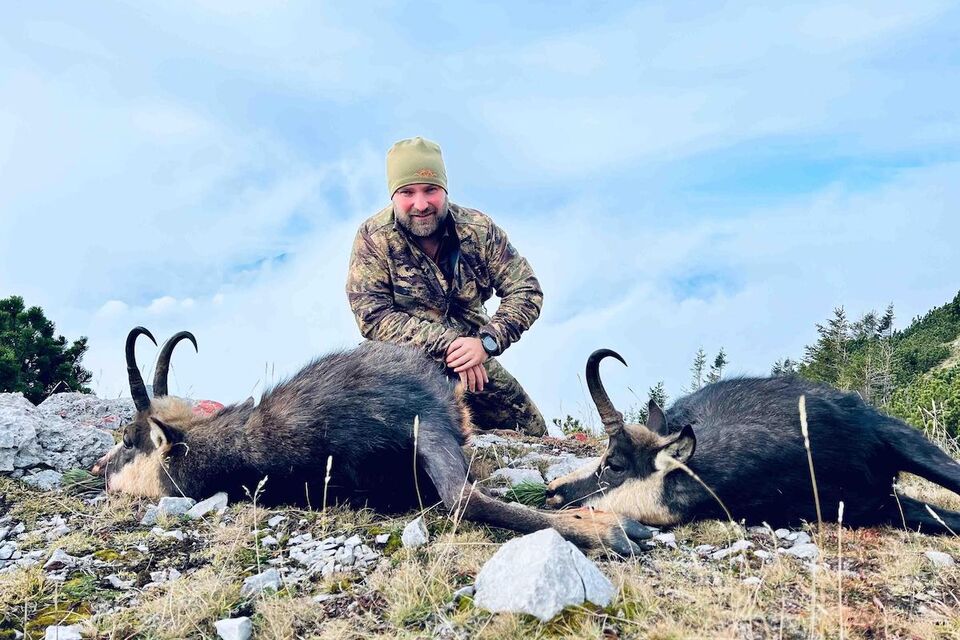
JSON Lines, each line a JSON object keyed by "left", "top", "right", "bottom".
{"left": 346, "top": 137, "right": 546, "bottom": 436}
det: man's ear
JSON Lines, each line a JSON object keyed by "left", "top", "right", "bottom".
{"left": 148, "top": 417, "right": 183, "bottom": 449}
{"left": 654, "top": 424, "right": 696, "bottom": 470}
{"left": 647, "top": 399, "right": 667, "bottom": 435}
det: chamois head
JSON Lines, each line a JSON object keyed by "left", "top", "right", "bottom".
{"left": 545, "top": 349, "right": 696, "bottom": 514}
{"left": 93, "top": 327, "right": 197, "bottom": 497}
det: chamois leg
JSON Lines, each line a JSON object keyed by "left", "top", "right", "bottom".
{"left": 890, "top": 494, "right": 960, "bottom": 534}
{"left": 416, "top": 422, "right": 652, "bottom": 555}
{"left": 884, "top": 417, "right": 960, "bottom": 495}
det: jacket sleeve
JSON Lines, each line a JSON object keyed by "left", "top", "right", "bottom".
{"left": 480, "top": 222, "right": 543, "bottom": 352}
{"left": 345, "top": 227, "right": 460, "bottom": 359}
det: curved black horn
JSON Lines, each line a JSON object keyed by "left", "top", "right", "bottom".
{"left": 586, "top": 348, "right": 627, "bottom": 435}
{"left": 126, "top": 327, "right": 158, "bottom": 412}
{"left": 153, "top": 331, "right": 198, "bottom": 397}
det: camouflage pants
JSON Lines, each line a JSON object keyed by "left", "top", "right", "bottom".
{"left": 453, "top": 358, "right": 546, "bottom": 436}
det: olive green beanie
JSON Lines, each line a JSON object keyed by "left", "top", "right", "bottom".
{"left": 386, "top": 137, "right": 448, "bottom": 196}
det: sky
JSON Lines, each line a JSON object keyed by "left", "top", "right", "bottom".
{"left": 2, "top": 1, "right": 959, "bottom": 433}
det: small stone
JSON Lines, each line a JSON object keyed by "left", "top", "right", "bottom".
{"left": 0, "top": 526, "right": 9, "bottom": 541}
{"left": 711, "top": 540, "right": 753, "bottom": 560}
{"left": 452, "top": 585, "right": 475, "bottom": 601}
{"left": 375, "top": 533, "right": 390, "bottom": 545}
{"left": 288, "top": 533, "right": 313, "bottom": 545}
{"left": 241, "top": 568, "right": 282, "bottom": 597}
{"left": 653, "top": 533, "right": 677, "bottom": 548}
{"left": 474, "top": 528, "right": 615, "bottom": 621}
{"left": 214, "top": 616, "right": 252, "bottom": 640}
{"left": 46, "top": 525, "right": 71, "bottom": 541}
{"left": 105, "top": 574, "right": 135, "bottom": 589}
{"left": 694, "top": 544, "right": 716, "bottom": 554}
{"left": 401, "top": 517, "right": 429, "bottom": 548}
{"left": 0, "top": 543, "right": 15, "bottom": 560}
{"left": 924, "top": 551, "right": 955, "bottom": 567}
{"left": 43, "top": 549, "right": 77, "bottom": 571}
{"left": 260, "top": 535, "right": 279, "bottom": 547}
{"left": 779, "top": 543, "right": 820, "bottom": 561}
{"left": 186, "top": 492, "right": 228, "bottom": 519}
{"left": 490, "top": 468, "right": 544, "bottom": 486}
{"left": 160, "top": 530, "right": 185, "bottom": 542}
{"left": 747, "top": 526, "right": 769, "bottom": 535}
{"left": 44, "top": 625, "right": 82, "bottom": 640}
{"left": 141, "top": 506, "right": 159, "bottom": 526}
{"left": 267, "top": 515, "right": 286, "bottom": 528}
{"left": 157, "top": 496, "right": 196, "bottom": 517}
{"left": 313, "top": 593, "right": 340, "bottom": 603}
{"left": 774, "top": 528, "right": 790, "bottom": 539}
{"left": 742, "top": 576, "right": 762, "bottom": 586}
{"left": 791, "top": 532, "right": 812, "bottom": 546}
{"left": 22, "top": 470, "right": 63, "bottom": 491}
{"left": 12, "top": 523, "right": 25, "bottom": 535}
{"left": 343, "top": 534, "right": 362, "bottom": 550}
{"left": 753, "top": 550, "right": 773, "bottom": 560}
{"left": 545, "top": 457, "right": 601, "bottom": 482}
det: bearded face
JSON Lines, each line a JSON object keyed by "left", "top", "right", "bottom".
{"left": 392, "top": 184, "right": 449, "bottom": 237}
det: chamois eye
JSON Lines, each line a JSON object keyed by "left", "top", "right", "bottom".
{"left": 605, "top": 461, "right": 624, "bottom": 473}
{"left": 122, "top": 430, "right": 134, "bottom": 449}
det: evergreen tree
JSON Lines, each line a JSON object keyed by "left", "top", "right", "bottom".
{"left": 771, "top": 358, "right": 799, "bottom": 376}
{"left": 689, "top": 347, "right": 707, "bottom": 391}
{"left": 801, "top": 306, "right": 849, "bottom": 386}
{"left": 706, "top": 348, "right": 728, "bottom": 384}
{"left": 0, "top": 295, "right": 92, "bottom": 404}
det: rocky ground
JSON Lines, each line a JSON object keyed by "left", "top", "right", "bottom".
{"left": 1, "top": 392, "right": 959, "bottom": 639}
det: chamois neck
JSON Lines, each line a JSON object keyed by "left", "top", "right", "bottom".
{"left": 164, "top": 409, "right": 257, "bottom": 500}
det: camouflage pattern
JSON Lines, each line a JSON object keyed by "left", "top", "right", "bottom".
{"left": 346, "top": 202, "right": 546, "bottom": 435}
{"left": 458, "top": 358, "right": 546, "bottom": 435}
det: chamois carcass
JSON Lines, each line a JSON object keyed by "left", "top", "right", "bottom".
{"left": 95, "top": 328, "right": 652, "bottom": 554}
{"left": 545, "top": 349, "right": 960, "bottom": 533}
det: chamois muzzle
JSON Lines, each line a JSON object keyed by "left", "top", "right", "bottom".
{"left": 153, "top": 331, "right": 198, "bottom": 397}
{"left": 586, "top": 348, "right": 627, "bottom": 435}
{"left": 126, "top": 327, "right": 157, "bottom": 412}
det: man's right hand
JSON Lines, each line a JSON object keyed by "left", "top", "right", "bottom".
{"left": 458, "top": 362, "right": 489, "bottom": 392}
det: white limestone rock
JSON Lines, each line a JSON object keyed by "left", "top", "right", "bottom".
{"left": 214, "top": 617, "right": 253, "bottom": 640}
{"left": 490, "top": 467, "right": 544, "bottom": 486}
{"left": 401, "top": 516, "right": 429, "bottom": 548}
{"left": 241, "top": 568, "right": 282, "bottom": 597}
{"left": 186, "top": 492, "right": 228, "bottom": 519}
{"left": 0, "top": 392, "right": 114, "bottom": 473}
{"left": 474, "top": 528, "right": 615, "bottom": 621}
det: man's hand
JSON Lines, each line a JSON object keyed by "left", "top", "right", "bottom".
{"left": 458, "top": 363, "right": 489, "bottom": 392}
{"left": 446, "top": 337, "right": 489, "bottom": 392}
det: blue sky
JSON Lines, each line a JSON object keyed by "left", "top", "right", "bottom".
{"left": 2, "top": 1, "right": 959, "bottom": 430}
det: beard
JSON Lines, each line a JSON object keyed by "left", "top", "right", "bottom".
{"left": 396, "top": 199, "right": 449, "bottom": 238}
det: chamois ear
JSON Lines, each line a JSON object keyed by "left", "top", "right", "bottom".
{"left": 148, "top": 417, "right": 183, "bottom": 449}
{"left": 654, "top": 424, "right": 696, "bottom": 470}
{"left": 646, "top": 399, "right": 667, "bottom": 435}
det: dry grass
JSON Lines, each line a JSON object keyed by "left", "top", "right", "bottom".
{"left": 2, "top": 429, "right": 960, "bottom": 639}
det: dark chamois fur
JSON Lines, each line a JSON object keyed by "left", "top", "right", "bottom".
{"left": 151, "top": 342, "right": 468, "bottom": 510}
{"left": 547, "top": 349, "right": 960, "bottom": 533}
{"left": 102, "top": 330, "right": 653, "bottom": 555}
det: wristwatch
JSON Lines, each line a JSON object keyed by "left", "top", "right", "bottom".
{"left": 479, "top": 332, "right": 500, "bottom": 357}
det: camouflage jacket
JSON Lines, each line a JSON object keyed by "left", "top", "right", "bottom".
{"left": 346, "top": 203, "right": 543, "bottom": 360}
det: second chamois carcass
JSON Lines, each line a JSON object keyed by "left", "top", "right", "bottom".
{"left": 546, "top": 349, "right": 960, "bottom": 533}
{"left": 95, "top": 328, "right": 652, "bottom": 554}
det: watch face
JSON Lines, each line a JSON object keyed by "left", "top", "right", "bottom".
{"left": 481, "top": 335, "right": 498, "bottom": 353}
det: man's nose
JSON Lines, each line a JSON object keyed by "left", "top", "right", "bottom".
{"left": 413, "top": 195, "right": 430, "bottom": 211}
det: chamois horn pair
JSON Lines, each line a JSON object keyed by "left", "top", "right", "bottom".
{"left": 586, "top": 348, "right": 627, "bottom": 435}
{"left": 125, "top": 327, "right": 197, "bottom": 411}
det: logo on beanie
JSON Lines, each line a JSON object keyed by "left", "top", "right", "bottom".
{"left": 415, "top": 168, "right": 438, "bottom": 178}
